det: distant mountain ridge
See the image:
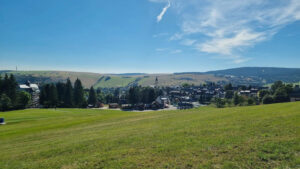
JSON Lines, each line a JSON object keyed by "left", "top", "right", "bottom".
{"left": 1, "top": 67, "right": 300, "bottom": 88}
{"left": 175, "top": 67, "right": 300, "bottom": 84}
{"left": 204, "top": 67, "right": 300, "bottom": 84}
{"left": 205, "top": 67, "right": 300, "bottom": 76}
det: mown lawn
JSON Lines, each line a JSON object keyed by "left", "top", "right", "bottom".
{"left": 0, "top": 102, "right": 299, "bottom": 169}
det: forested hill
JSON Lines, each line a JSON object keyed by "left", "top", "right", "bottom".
{"left": 206, "top": 67, "right": 300, "bottom": 77}
{"left": 206, "top": 67, "right": 300, "bottom": 84}
{"left": 176, "top": 67, "right": 300, "bottom": 85}
{"left": 1, "top": 67, "right": 300, "bottom": 88}
{"left": 0, "top": 71, "right": 102, "bottom": 88}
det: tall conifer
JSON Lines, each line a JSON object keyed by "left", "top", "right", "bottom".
{"left": 88, "top": 86, "right": 97, "bottom": 106}
{"left": 64, "top": 78, "right": 73, "bottom": 107}
{"left": 73, "top": 78, "right": 85, "bottom": 107}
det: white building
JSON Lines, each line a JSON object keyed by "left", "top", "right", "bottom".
{"left": 19, "top": 81, "right": 40, "bottom": 108}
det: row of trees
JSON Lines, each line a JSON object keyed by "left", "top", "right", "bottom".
{"left": 40, "top": 81, "right": 164, "bottom": 108}
{"left": 40, "top": 78, "right": 97, "bottom": 108}
{"left": 127, "top": 86, "right": 163, "bottom": 105}
{"left": 259, "top": 81, "right": 293, "bottom": 104}
{"left": 0, "top": 74, "right": 31, "bottom": 111}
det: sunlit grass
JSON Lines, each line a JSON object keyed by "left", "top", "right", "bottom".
{"left": 0, "top": 102, "right": 299, "bottom": 169}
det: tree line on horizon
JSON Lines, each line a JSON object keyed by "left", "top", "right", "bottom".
{"left": 40, "top": 78, "right": 165, "bottom": 108}
{"left": 40, "top": 78, "right": 97, "bottom": 108}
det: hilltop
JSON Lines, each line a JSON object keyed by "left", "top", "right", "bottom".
{"left": 0, "top": 102, "right": 299, "bottom": 168}
{"left": 1, "top": 67, "right": 300, "bottom": 88}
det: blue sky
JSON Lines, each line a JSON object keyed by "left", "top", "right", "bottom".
{"left": 0, "top": 0, "right": 299, "bottom": 73}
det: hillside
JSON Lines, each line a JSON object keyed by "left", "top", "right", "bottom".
{"left": 205, "top": 67, "right": 300, "bottom": 85}
{"left": 2, "top": 67, "right": 300, "bottom": 88}
{"left": 0, "top": 71, "right": 227, "bottom": 88}
{"left": 0, "top": 71, "right": 102, "bottom": 88}
{"left": 0, "top": 102, "right": 299, "bottom": 168}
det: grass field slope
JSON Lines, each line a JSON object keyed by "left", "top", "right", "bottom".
{"left": 0, "top": 102, "right": 299, "bottom": 169}
{"left": 2, "top": 67, "right": 300, "bottom": 88}
{"left": 0, "top": 71, "right": 102, "bottom": 88}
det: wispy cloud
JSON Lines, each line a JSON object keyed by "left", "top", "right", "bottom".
{"left": 155, "top": 48, "right": 168, "bottom": 52}
{"left": 171, "top": 49, "right": 182, "bottom": 54}
{"left": 156, "top": 0, "right": 171, "bottom": 23}
{"left": 153, "top": 32, "right": 169, "bottom": 38}
{"left": 150, "top": 0, "right": 300, "bottom": 63}
{"left": 155, "top": 48, "right": 182, "bottom": 54}
{"left": 181, "top": 39, "right": 196, "bottom": 46}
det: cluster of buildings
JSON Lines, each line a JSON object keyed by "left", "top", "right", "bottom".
{"left": 16, "top": 78, "right": 300, "bottom": 110}
{"left": 166, "top": 84, "right": 269, "bottom": 108}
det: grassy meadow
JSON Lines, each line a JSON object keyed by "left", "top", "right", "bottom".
{"left": 0, "top": 102, "right": 299, "bottom": 169}
{"left": 1, "top": 71, "right": 227, "bottom": 88}
{"left": 1, "top": 71, "right": 102, "bottom": 88}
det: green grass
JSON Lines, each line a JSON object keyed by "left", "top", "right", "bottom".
{"left": 1, "top": 71, "right": 102, "bottom": 88}
{"left": 0, "top": 102, "right": 299, "bottom": 169}
{"left": 93, "top": 76, "right": 138, "bottom": 88}
{"left": 1, "top": 71, "right": 227, "bottom": 88}
{"left": 264, "top": 81, "right": 300, "bottom": 88}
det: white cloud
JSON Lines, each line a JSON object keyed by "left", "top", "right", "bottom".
{"left": 181, "top": 39, "right": 196, "bottom": 46}
{"left": 156, "top": 0, "right": 171, "bottom": 23}
{"left": 169, "top": 33, "right": 183, "bottom": 41}
{"left": 198, "top": 29, "right": 266, "bottom": 55}
{"left": 150, "top": 0, "right": 300, "bottom": 63}
{"left": 171, "top": 49, "right": 182, "bottom": 54}
{"left": 155, "top": 48, "right": 168, "bottom": 52}
{"left": 155, "top": 48, "right": 182, "bottom": 54}
{"left": 153, "top": 32, "right": 169, "bottom": 38}
{"left": 232, "top": 57, "right": 251, "bottom": 64}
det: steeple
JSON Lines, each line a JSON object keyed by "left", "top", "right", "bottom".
{"left": 155, "top": 76, "right": 158, "bottom": 87}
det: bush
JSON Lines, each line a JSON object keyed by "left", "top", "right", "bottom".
{"left": 16, "top": 91, "right": 31, "bottom": 109}
{"left": 225, "top": 90, "right": 234, "bottom": 99}
{"left": 263, "top": 95, "right": 274, "bottom": 104}
{"left": 258, "top": 90, "right": 270, "bottom": 102}
{"left": 273, "top": 87, "right": 290, "bottom": 103}
{"left": 0, "top": 94, "right": 12, "bottom": 111}
{"left": 247, "top": 97, "right": 255, "bottom": 105}
{"left": 214, "top": 98, "right": 226, "bottom": 108}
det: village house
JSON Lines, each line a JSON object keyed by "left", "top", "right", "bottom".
{"left": 19, "top": 81, "right": 40, "bottom": 108}
{"left": 155, "top": 96, "right": 170, "bottom": 108}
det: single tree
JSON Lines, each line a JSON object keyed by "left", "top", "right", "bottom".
{"left": 64, "top": 78, "right": 73, "bottom": 107}
{"left": 56, "top": 82, "right": 65, "bottom": 107}
{"left": 224, "top": 83, "right": 233, "bottom": 91}
{"left": 8, "top": 74, "right": 18, "bottom": 104}
{"left": 247, "top": 97, "right": 255, "bottom": 105}
{"left": 49, "top": 84, "right": 58, "bottom": 107}
{"left": 225, "top": 90, "right": 234, "bottom": 99}
{"left": 258, "top": 90, "right": 270, "bottom": 102}
{"left": 16, "top": 91, "right": 31, "bottom": 109}
{"left": 271, "top": 81, "right": 284, "bottom": 94}
{"left": 273, "top": 87, "right": 290, "bottom": 103}
{"left": 73, "top": 78, "right": 85, "bottom": 107}
{"left": 88, "top": 86, "right": 97, "bottom": 106}
{"left": 233, "top": 92, "right": 240, "bottom": 106}
{"left": 0, "top": 94, "right": 12, "bottom": 111}
{"left": 263, "top": 94, "right": 274, "bottom": 104}
{"left": 148, "top": 88, "right": 156, "bottom": 103}
{"left": 214, "top": 98, "right": 225, "bottom": 108}
{"left": 0, "top": 75, "right": 3, "bottom": 95}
